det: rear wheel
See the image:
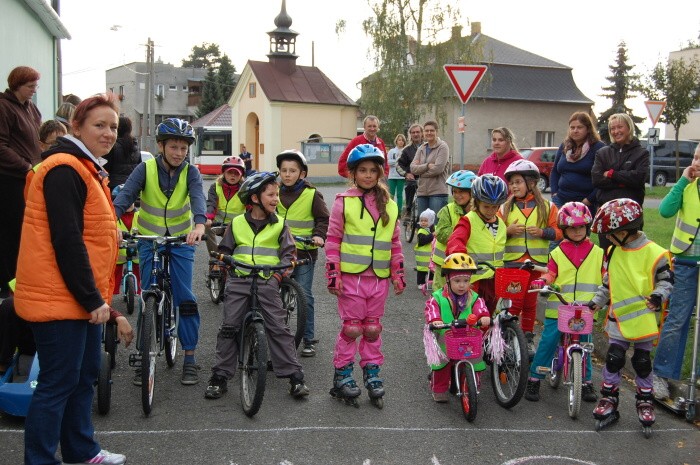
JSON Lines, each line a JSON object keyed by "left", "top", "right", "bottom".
{"left": 164, "top": 291, "right": 178, "bottom": 368}
{"left": 459, "top": 364, "right": 478, "bottom": 422}
{"left": 240, "top": 322, "right": 268, "bottom": 417}
{"left": 568, "top": 351, "right": 583, "bottom": 419}
{"left": 490, "top": 319, "right": 528, "bottom": 408}
{"left": 125, "top": 274, "right": 137, "bottom": 315}
{"left": 140, "top": 297, "right": 157, "bottom": 415}
{"left": 403, "top": 202, "right": 418, "bottom": 243}
{"left": 652, "top": 171, "right": 668, "bottom": 187}
{"left": 280, "top": 277, "right": 308, "bottom": 348}
{"left": 97, "top": 351, "right": 111, "bottom": 415}
{"left": 548, "top": 346, "right": 563, "bottom": 389}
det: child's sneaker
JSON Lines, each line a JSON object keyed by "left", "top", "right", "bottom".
{"left": 432, "top": 391, "right": 448, "bottom": 403}
{"left": 204, "top": 374, "right": 228, "bottom": 399}
{"left": 65, "top": 449, "right": 126, "bottom": 465}
{"left": 289, "top": 372, "right": 309, "bottom": 398}
{"left": 582, "top": 382, "right": 598, "bottom": 402}
{"left": 652, "top": 374, "right": 670, "bottom": 400}
{"left": 301, "top": 342, "right": 316, "bottom": 357}
{"left": 181, "top": 363, "right": 200, "bottom": 385}
{"left": 525, "top": 379, "right": 540, "bottom": 401}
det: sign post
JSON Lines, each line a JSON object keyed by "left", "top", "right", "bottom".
{"left": 644, "top": 100, "right": 666, "bottom": 189}
{"left": 443, "top": 65, "right": 487, "bottom": 169}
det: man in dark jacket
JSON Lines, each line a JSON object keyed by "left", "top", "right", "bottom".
{"left": 396, "top": 123, "right": 423, "bottom": 216}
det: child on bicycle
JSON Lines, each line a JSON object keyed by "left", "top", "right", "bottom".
{"left": 415, "top": 208, "right": 435, "bottom": 293}
{"left": 205, "top": 171, "right": 310, "bottom": 400}
{"left": 113, "top": 118, "right": 206, "bottom": 385}
{"left": 204, "top": 156, "right": 246, "bottom": 255}
{"left": 502, "top": 160, "right": 562, "bottom": 358}
{"left": 525, "top": 202, "right": 603, "bottom": 403}
{"left": 447, "top": 174, "right": 509, "bottom": 313}
{"left": 276, "top": 149, "right": 329, "bottom": 357}
{"left": 588, "top": 198, "right": 673, "bottom": 430}
{"left": 111, "top": 184, "right": 140, "bottom": 297}
{"left": 432, "top": 170, "right": 476, "bottom": 290}
{"left": 326, "top": 144, "right": 405, "bottom": 405}
{"left": 424, "top": 253, "right": 490, "bottom": 402}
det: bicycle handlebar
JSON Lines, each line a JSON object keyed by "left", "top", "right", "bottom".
{"left": 293, "top": 235, "right": 323, "bottom": 247}
{"left": 126, "top": 233, "right": 189, "bottom": 244}
{"left": 209, "top": 251, "right": 310, "bottom": 273}
{"left": 429, "top": 316, "right": 483, "bottom": 331}
{"left": 527, "top": 285, "right": 569, "bottom": 305}
{"left": 478, "top": 259, "right": 548, "bottom": 274}
{"left": 674, "top": 257, "right": 700, "bottom": 268}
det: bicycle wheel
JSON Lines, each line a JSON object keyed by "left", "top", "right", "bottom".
{"left": 104, "top": 322, "right": 117, "bottom": 369}
{"left": 280, "top": 277, "right": 308, "bottom": 348}
{"left": 97, "top": 351, "right": 111, "bottom": 415}
{"left": 125, "top": 274, "right": 137, "bottom": 315}
{"left": 141, "top": 297, "right": 157, "bottom": 415}
{"left": 459, "top": 364, "right": 478, "bottom": 422}
{"left": 548, "top": 346, "right": 563, "bottom": 389}
{"left": 403, "top": 203, "right": 418, "bottom": 243}
{"left": 164, "top": 291, "right": 178, "bottom": 368}
{"left": 568, "top": 351, "right": 583, "bottom": 419}
{"left": 490, "top": 319, "right": 528, "bottom": 408}
{"left": 240, "top": 321, "right": 268, "bottom": 417}
{"left": 208, "top": 265, "right": 223, "bottom": 304}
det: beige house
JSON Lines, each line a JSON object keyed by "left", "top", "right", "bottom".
{"left": 666, "top": 47, "right": 700, "bottom": 141}
{"left": 228, "top": 1, "right": 358, "bottom": 176}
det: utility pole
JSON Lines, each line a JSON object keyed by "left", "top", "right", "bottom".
{"left": 141, "top": 38, "right": 154, "bottom": 153}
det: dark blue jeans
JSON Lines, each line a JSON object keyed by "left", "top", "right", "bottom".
{"left": 291, "top": 260, "right": 316, "bottom": 343}
{"left": 25, "top": 320, "right": 102, "bottom": 465}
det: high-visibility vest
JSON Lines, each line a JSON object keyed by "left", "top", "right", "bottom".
{"left": 607, "top": 241, "right": 670, "bottom": 341}
{"left": 432, "top": 202, "right": 464, "bottom": 267}
{"left": 214, "top": 183, "right": 245, "bottom": 225}
{"left": 465, "top": 211, "right": 506, "bottom": 282}
{"left": 138, "top": 158, "right": 192, "bottom": 236}
{"left": 230, "top": 213, "right": 285, "bottom": 278}
{"left": 117, "top": 212, "right": 140, "bottom": 265}
{"left": 504, "top": 201, "right": 550, "bottom": 264}
{"left": 414, "top": 227, "right": 432, "bottom": 272}
{"left": 430, "top": 290, "right": 484, "bottom": 371}
{"left": 340, "top": 196, "right": 398, "bottom": 278}
{"left": 277, "top": 187, "right": 317, "bottom": 250}
{"left": 545, "top": 245, "right": 603, "bottom": 318}
{"left": 669, "top": 179, "right": 700, "bottom": 254}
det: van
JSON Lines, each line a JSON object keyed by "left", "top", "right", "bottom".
{"left": 640, "top": 139, "right": 699, "bottom": 186}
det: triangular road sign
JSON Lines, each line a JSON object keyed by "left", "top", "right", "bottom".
{"left": 644, "top": 100, "right": 666, "bottom": 127}
{"left": 443, "top": 64, "right": 488, "bottom": 104}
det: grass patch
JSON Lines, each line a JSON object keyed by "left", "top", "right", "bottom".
{"left": 644, "top": 186, "right": 672, "bottom": 199}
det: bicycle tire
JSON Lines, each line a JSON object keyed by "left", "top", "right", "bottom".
{"left": 164, "top": 290, "right": 178, "bottom": 368}
{"left": 568, "top": 351, "right": 583, "bottom": 419}
{"left": 490, "top": 319, "right": 528, "bottom": 408}
{"left": 125, "top": 274, "right": 137, "bottom": 315}
{"left": 403, "top": 203, "right": 418, "bottom": 243}
{"left": 240, "top": 321, "right": 268, "bottom": 417}
{"left": 104, "top": 322, "right": 117, "bottom": 370}
{"left": 548, "top": 346, "right": 563, "bottom": 389}
{"left": 460, "top": 364, "right": 478, "bottom": 422}
{"left": 141, "top": 297, "right": 157, "bottom": 415}
{"left": 208, "top": 266, "right": 222, "bottom": 304}
{"left": 280, "top": 277, "right": 308, "bottom": 348}
{"left": 97, "top": 351, "right": 111, "bottom": 415}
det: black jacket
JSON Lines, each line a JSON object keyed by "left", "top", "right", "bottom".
{"left": 397, "top": 142, "right": 420, "bottom": 179}
{"left": 591, "top": 138, "right": 649, "bottom": 207}
{"left": 104, "top": 137, "right": 141, "bottom": 190}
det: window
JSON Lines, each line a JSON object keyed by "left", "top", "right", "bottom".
{"left": 182, "top": 85, "right": 188, "bottom": 92}
{"left": 540, "top": 150, "right": 557, "bottom": 162}
{"left": 486, "top": 128, "right": 494, "bottom": 149}
{"left": 249, "top": 82, "right": 256, "bottom": 98}
{"left": 169, "top": 84, "right": 177, "bottom": 91}
{"left": 155, "top": 84, "right": 165, "bottom": 98}
{"left": 139, "top": 83, "right": 145, "bottom": 90}
{"left": 536, "top": 131, "right": 555, "bottom": 147}
{"left": 118, "top": 85, "right": 124, "bottom": 97}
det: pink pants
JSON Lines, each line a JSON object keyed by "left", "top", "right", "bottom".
{"left": 333, "top": 273, "right": 389, "bottom": 369}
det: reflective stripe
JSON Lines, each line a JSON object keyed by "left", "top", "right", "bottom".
{"left": 615, "top": 294, "right": 647, "bottom": 309}
{"left": 505, "top": 245, "right": 527, "bottom": 253}
{"left": 286, "top": 219, "right": 315, "bottom": 229}
{"left": 340, "top": 253, "right": 373, "bottom": 266}
{"left": 615, "top": 305, "right": 653, "bottom": 322}
{"left": 135, "top": 218, "right": 169, "bottom": 236}
{"left": 140, "top": 201, "right": 190, "bottom": 219}
{"left": 234, "top": 246, "right": 279, "bottom": 257}
{"left": 343, "top": 233, "right": 375, "bottom": 246}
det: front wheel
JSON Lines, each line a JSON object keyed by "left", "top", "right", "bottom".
{"left": 568, "top": 351, "right": 583, "bottom": 419}
{"left": 652, "top": 171, "right": 668, "bottom": 187}
{"left": 280, "top": 277, "right": 308, "bottom": 348}
{"left": 459, "top": 364, "right": 478, "bottom": 422}
{"left": 96, "top": 351, "right": 111, "bottom": 415}
{"left": 125, "top": 274, "right": 137, "bottom": 315}
{"left": 240, "top": 322, "right": 268, "bottom": 417}
{"left": 164, "top": 292, "right": 178, "bottom": 368}
{"left": 403, "top": 204, "right": 418, "bottom": 243}
{"left": 208, "top": 264, "right": 224, "bottom": 304}
{"left": 490, "top": 319, "right": 528, "bottom": 408}
{"left": 140, "top": 297, "right": 157, "bottom": 415}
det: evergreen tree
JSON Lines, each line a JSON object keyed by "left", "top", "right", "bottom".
{"left": 182, "top": 43, "right": 222, "bottom": 69}
{"left": 597, "top": 42, "right": 644, "bottom": 143}
{"left": 216, "top": 54, "right": 237, "bottom": 103}
{"left": 197, "top": 67, "right": 221, "bottom": 118}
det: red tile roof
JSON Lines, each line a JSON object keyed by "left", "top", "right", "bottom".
{"left": 191, "top": 104, "right": 231, "bottom": 128}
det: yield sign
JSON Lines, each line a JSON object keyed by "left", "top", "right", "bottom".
{"left": 644, "top": 100, "right": 666, "bottom": 127}
{"left": 443, "top": 64, "right": 488, "bottom": 104}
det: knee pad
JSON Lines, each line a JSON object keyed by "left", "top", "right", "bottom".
{"left": 362, "top": 317, "right": 383, "bottom": 342}
{"left": 179, "top": 300, "right": 198, "bottom": 316}
{"left": 341, "top": 319, "right": 363, "bottom": 341}
{"left": 605, "top": 343, "right": 626, "bottom": 374}
{"left": 631, "top": 348, "right": 652, "bottom": 378}
{"left": 218, "top": 324, "right": 237, "bottom": 339}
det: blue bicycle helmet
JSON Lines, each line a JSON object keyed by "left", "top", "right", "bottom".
{"left": 156, "top": 118, "right": 195, "bottom": 144}
{"left": 238, "top": 171, "right": 278, "bottom": 205}
{"left": 111, "top": 184, "right": 124, "bottom": 201}
{"left": 472, "top": 174, "right": 508, "bottom": 205}
{"left": 446, "top": 170, "right": 477, "bottom": 189}
{"left": 347, "top": 144, "right": 385, "bottom": 171}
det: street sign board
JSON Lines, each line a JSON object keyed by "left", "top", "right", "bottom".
{"left": 644, "top": 100, "right": 666, "bottom": 127}
{"left": 647, "top": 127, "right": 660, "bottom": 146}
{"left": 457, "top": 116, "right": 465, "bottom": 133}
{"left": 443, "top": 65, "right": 488, "bottom": 104}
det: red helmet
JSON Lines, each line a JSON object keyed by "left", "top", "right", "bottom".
{"left": 591, "top": 198, "right": 643, "bottom": 234}
{"left": 222, "top": 156, "right": 245, "bottom": 175}
{"left": 557, "top": 202, "right": 592, "bottom": 229}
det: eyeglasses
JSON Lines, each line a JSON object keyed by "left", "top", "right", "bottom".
{"left": 23, "top": 84, "right": 39, "bottom": 90}
{"left": 509, "top": 180, "right": 525, "bottom": 186}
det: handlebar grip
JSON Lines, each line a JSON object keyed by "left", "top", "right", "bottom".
{"left": 674, "top": 257, "right": 700, "bottom": 268}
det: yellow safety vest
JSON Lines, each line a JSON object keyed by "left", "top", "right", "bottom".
{"left": 414, "top": 227, "right": 432, "bottom": 272}
{"left": 545, "top": 245, "right": 603, "bottom": 318}
{"left": 432, "top": 202, "right": 464, "bottom": 267}
{"left": 8, "top": 278, "right": 16, "bottom": 292}
{"left": 117, "top": 212, "right": 140, "bottom": 265}
{"left": 430, "top": 290, "right": 484, "bottom": 371}
{"left": 607, "top": 242, "right": 670, "bottom": 341}
{"left": 669, "top": 179, "right": 700, "bottom": 255}
{"left": 465, "top": 211, "right": 506, "bottom": 282}
{"left": 504, "top": 201, "right": 550, "bottom": 264}
{"left": 214, "top": 183, "right": 245, "bottom": 225}
{"left": 340, "top": 196, "right": 398, "bottom": 278}
{"left": 277, "top": 187, "right": 317, "bottom": 250}
{"left": 231, "top": 213, "right": 284, "bottom": 278}
{"left": 138, "top": 159, "right": 192, "bottom": 236}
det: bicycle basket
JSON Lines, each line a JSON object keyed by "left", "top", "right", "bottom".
{"left": 557, "top": 305, "right": 594, "bottom": 335}
{"left": 444, "top": 327, "right": 483, "bottom": 360}
{"left": 494, "top": 268, "right": 530, "bottom": 300}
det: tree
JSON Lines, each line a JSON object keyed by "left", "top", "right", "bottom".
{"left": 216, "top": 54, "right": 237, "bottom": 103}
{"left": 182, "top": 43, "right": 222, "bottom": 69}
{"left": 642, "top": 55, "right": 700, "bottom": 179}
{"left": 181, "top": 43, "right": 238, "bottom": 117}
{"left": 597, "top": 42, "right": 644, "bottom": 143}
{"left": 196, "top": 67, "right": 221, "bottom": 118}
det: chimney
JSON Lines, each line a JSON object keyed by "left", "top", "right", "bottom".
{"left": 471, "top": 22, "right": 481, "bottom": 36}
{"left": 451, "top": 25, "right": 462, "bottom": 40}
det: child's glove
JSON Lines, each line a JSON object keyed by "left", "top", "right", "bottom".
{"left": 646, "top": 293, "right": 663, "bottom": 311}
{"left": 391, "top": 261, "right": 406, "bottom": 293}
{"left": 326, "top": 262, "right": 342, "bottom": 293}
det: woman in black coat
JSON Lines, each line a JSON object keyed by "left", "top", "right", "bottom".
{"left": 105, "top": 116, "right": 141, "bottom": 190}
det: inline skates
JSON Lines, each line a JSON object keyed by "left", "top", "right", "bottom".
{"left": 330, "top": 363, "right": 361, "bottom": 407}
{"left": 363, "top": 364, "right": 385, "bottom": 409}
{"left": 636, "top": 388, "right": 655, "bottom": 438}
{"left": 593, "top": 384, "right": 620, "bottom": 431}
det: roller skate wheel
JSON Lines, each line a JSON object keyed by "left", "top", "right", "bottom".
{"left": 372, "top": 397, "right": 384, "bottom": 409}
{"left": 643, "top": 426, "right": 652, "bottom": 438}
{"left": 594, "top": 420, "right": 602, "bottom": 432}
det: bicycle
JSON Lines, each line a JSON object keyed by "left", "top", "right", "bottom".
{"left": 118, "top": 237, "right": 139, "bottom": 315}
{"left": 206, "top": 222, "right": 227, "bottom": 304}
{"left": 402, "top": 195, "right": 419, "bottom": 243}
{"left": 210, "top": 251, "right": 309, "bottom": 417}
{"left": 128, "top": 233, "right": 185, "bottom": 415}
{"left": 528, "top": 285, "right": 595, "bottom": 419}
{"left": 97, "top": 321, "right": 119, "bottom": 415}
{"left": 429, "top": 316, "right": 484, "bottom": 422}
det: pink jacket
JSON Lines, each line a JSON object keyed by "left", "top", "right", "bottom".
{"left": 424, "top": 287, "right": 490, "bottom": 323}
{"left": 326, "top": 187, "right": 404, "bottom": 278}
{"left": 477, "top": 150, "right": 523, "bottom": 183}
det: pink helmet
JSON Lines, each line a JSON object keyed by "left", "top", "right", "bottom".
{"left": 222, "top": 156, "right": 245, "bottom": 174}
{"left": 557, "top": 202, "right": 592, "bottom": 229}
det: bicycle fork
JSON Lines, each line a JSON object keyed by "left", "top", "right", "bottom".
{"left": 453, "top": 360, "right": 479, "bottom": 397}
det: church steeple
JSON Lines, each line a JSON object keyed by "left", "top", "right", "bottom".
{"left": 267, "top": 0, "right": 299, "bottom": 74}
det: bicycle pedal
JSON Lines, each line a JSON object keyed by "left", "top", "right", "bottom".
{"left": 536, "top": 366, "right": 551, "bottom": 375}
{"left": 128, "top": 353, "right": 142, "bottom": 368}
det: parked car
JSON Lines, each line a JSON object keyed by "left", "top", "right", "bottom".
{"left": 519, "top": 147, "right": 558, "bottom": 192}
{"left": 639, "top": 139, "right": 699, "bottom": 186}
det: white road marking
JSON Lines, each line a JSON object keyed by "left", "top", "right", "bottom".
{"left": 362, "top": 460, "right": 371, "bottom": 465}
{"left": 502, "top": 456, "right": 597, "bottom": 465}
{"left": 431, "top": 455, "right": 442, "bottom": 465}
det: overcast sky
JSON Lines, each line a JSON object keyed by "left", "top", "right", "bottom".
{"left": 60, "top": 0, "right": 699, "bottom": 135}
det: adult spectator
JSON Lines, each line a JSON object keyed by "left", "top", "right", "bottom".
{"left": 14, "top": 93, "right": 127, "bottom": 465}
{"left": 550, "top": 112, "right": 606, "bottom": 210}
{"left": 387, "top": 133, "right": 407, "bottom": 213}
{"left": 104, "top": 116, "right": 142, "bottom": 190}
{"left": 54, "top": 101, "right": 76, "bottom": 133}
{"left": 410, "top": 120, "right": 450, "bottom": 214}
{"left": 478, "top": 127, "right": 523, "bottom": 182}
{"left": 240, "top": 144, "right": 253, "bottom": 175}
{"left": 397, "top": 123, "right": 423, "bottom": 216}
{"left": 0, "top": 66, "right": 41, "bottom": 298}
{"left": 591, "top": 113, "right": 649, "bottom": 252}
{"left": 337, "top": 115, "right": 388, "bottom": 178}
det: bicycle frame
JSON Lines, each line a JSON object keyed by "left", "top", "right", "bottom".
{"left": 554, "top": 331, "right": 594, "bottom": 386}
{"left": 120, "top": 240, "right": 139, "bottom": 295}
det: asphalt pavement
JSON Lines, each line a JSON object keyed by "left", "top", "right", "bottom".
{"left": 0, "top": 182, "right": 697, "bottom": 465}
